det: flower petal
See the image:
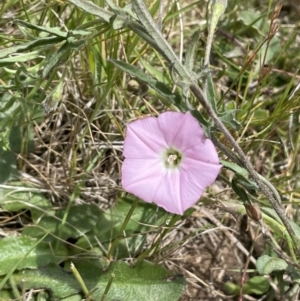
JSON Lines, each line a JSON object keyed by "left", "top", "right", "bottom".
{"left": 149, "top": 161, "right": 221, "bottom": 214}
{"left": 157, "top": 112, "right": 205, "bottom": 151}
{"left": 123, "top": 162, "right": 184, "bottom": 214}
{"left": 122, "top": 157, "right": 166, "bottom": 203}
{"left": 150, "top": 170, "right": 184, "bottom": 214}
{"left": 123, "top": 117, "right": 168, "bottom": 159}
{"left": 178, "top": 159, "right": 221, "bottom": 211}
{"left": 184, "top": 138, "right": 220, "bottom": 164}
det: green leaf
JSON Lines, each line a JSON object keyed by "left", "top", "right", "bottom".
{"left": 242, "top": 276, "right": 270, "bottom": 294}
{"left": 4, "top": 264, "right": 80, "bottom": 298}
{"left": 42, "top": 39, "right": 86, "bottom": 78}
{"left": 76, "top": 197, "right": 169, "bottom": 257}
{"left": 205, "top": 74, "right": 241, "bottom": 130}
{"left": 42, "top": 80, "right": 64, "bottom": 113}
{"left": 0, "top": 149, "right": 17, "bottom": 184}
{"left": 238, "top": 11, "right": 266, "bottom": 35}
{"left": 220, "top": 159, "right": 248, "bottom": 177}
{"left": 74, "top": 260, "right": 185, "bottom": 300}
{"left": 66, "top": 0, "right": 113, "bottom": 23}
{"left": 256, "top": 255, "right": 288, "bottom": 275}
{"left": 258, "top": 36, "right": 281, "bottom": 64}
{"left": 184, "top": 30, "right": 201, "bottom": 73}
{"left": 9, "top": 126, "right": 34, "bottom": 154}
{"left": 0, "top": 51, "right": 41, "bottom": 66}
{"left": 3, "top": 260, "right": 185, "bottom": 301}
{"left": 0, "top": 236, "right": 67, "bottom": 276}
{"left": 0, "top": 93, "right": 19, "bottom": 116}
{"left": 219, "top": 101, "right": 241, "bottom": 130}
{"left": 220, "top": 160, "right": 259, "bottom": 192}
{"left": 261, "top": 207, "right": 300, "bottom": 238}
{"left": 224, "top": 276, "right": 270, "bottom": 295}
{"left": 231, "top": 177, "right": 250, "bottom": 203}
{"left": 98, "top": 197, "right": 168, "bottom": 239}
{"left": 14, "top": 19, "right": 90, "bottom": 38}
{"left": 108, "top": 59, "right": 185, "bottom": 110}
{"left": 42, "top": 41, "right": 71, "bottom": 78}
{"left": 89, "top": 260, "right": 185, "bottom": 301}
{"left": 0, "top": 36, "right": 65, "bottom": 59}
{"left": 23, "top": 204, "right": 101, "bottom": 240}
{"left": 0, "top": 185, "right": 51, "bottom": 211}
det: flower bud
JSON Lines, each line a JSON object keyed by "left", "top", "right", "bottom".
{"left": 245, "top": 203, "right": 262, "bottom": 222}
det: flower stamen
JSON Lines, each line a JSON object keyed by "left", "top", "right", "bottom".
{"left": 167, "top": 154, "right": 178, "bottom": 165}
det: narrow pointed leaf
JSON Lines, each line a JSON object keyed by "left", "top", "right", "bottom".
{"left": 109, "top": 59, "right": 185, "bottom": 109}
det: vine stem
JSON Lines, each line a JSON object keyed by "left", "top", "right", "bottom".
{"left": 190, "top": 83, "right": 298, "bottom": 252}
{"left": 131, "top": 0, "right": 298, "bottom": 254}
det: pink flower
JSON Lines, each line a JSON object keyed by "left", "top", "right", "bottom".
{"left": 121, "top": 112, "right": 221, "bottom": 215}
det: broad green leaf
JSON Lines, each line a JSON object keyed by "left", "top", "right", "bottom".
{"left": 211, "top": 0, "right": 227, "bottom": 20}
{"left": 3, "top": 260, "right": 185, "bottom": 301}
{"left": 221, "top": 160, "right": 248, "bottom": 177}
{"left": 95, "top": 197, "right": 168, "bottom": 241}
{"left": 258, "top": 36, "right": 281, "bottom": 64}
{"left": 256, "top": 255, "right": 288, "bottom": 275}
{"left": 76, "top": 197, "right": 169, "bottom": 257}
{"left": 0, "top": 149, "right": 17, "bottom": 184}
{"left": 0, "top": 185, "right": 51, "bottom": 211}
{"left": 84, "top": 260, "right": 185, "bottom": 301}
{"left": 23, "top": 203, "right": 101, "bottom": 240}
{"left": 0, "top": 236, "right": 67, "bottom": 276}
{"left": 251, "top": 108, "right": 269, "bottom": 122}
{"left": 238, "top": 11, "right": 267, "bottom": 35}
{"left": 59, "top": 296, "right": 82, "bottom": 301}
{"left": 4, "top": 264, "right": 80, "bottom": 298}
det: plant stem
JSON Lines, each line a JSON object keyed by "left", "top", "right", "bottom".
{"left": 106, "top": 198, "right": 139, "bottom": 260}
{"left": 190, "top": 83, "right": 299, "bottom": 253}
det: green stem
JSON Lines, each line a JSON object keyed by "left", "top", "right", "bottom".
{"left": 107, "top": 198, "right": 139, "bottom": 260}
{"left": 136, "top": 214, "right": 181, "bottom": 262}
{"left": 70, "top": 262, "right": 90, "bottom": 299}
